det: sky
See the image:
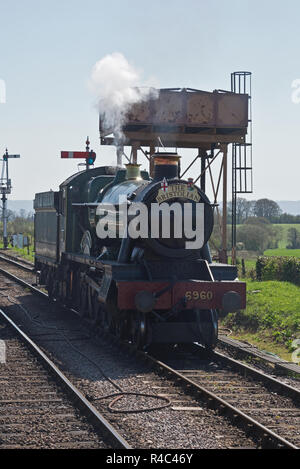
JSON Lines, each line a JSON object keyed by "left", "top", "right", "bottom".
{"left": 0, "top": 0, "right": 300, "bottom": 202}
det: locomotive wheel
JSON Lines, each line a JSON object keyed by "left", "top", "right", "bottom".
{"left": 46, "top": 278, "right": 54, "bottom": 300}
{"left": 196, "top": 309, "right": 218, "bottom": 350}
{"left": 73, "top": 273, "right": 82, "bottom": 310}
{"left": 58, "top": 280, "right": 67, "bottom": 303}
{"left": 131, "top": 312, "right": 147, "bottom": 349}
{"left": 46, "top": 270, "right": 56, "bottom": 301}
{"left": 102, "top": 308, "right": 115, "bottom": 334}
{"left": 89, "top": 293, "right": 100, "bottom": 325}
{"left": 97, "top": 305, "right": 106, "bottom": 331}
{"left": 79, "top": 283, "right": 88, "bottom": 317}
{"left": 39, "top": 267, "right": 47, "bottom": 285}
{"left": 115, "top": 315, "right": 129, "bottom": 341}
{"left": 48, "top": 279, "right": 59, "bottom": 302}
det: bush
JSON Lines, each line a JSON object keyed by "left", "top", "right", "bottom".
{"left": 256, "top": 256, "right": 300, "bottom": 285}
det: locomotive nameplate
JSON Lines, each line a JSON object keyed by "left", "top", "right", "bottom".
{"left": 156, "top": 184, "right": 200, "bottom": 203}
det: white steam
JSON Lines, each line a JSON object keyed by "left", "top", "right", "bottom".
{"left": 89, "top": 52, "right": 158, "bottom": 144}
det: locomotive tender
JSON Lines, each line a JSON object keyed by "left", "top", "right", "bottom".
{"left": 34, "top": 151, "right": 246, "bottom": 349}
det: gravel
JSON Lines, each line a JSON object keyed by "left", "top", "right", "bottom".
{"left": 0, "top": 319, "right": 108, "bottom": 449}
{"left": 0, "top": 273, "right": 256, "bottom": 449}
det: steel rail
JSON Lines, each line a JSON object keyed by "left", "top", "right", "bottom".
{"left": 217, "top": 335, "right": 300, "bottom": 376}
{"left": 0, "top": 253, "right": 34, "bottom": 272}
{"left": 0, "top": 262, "right": 298, "bottom": 449}
{"left": 145, "top": 353, "right": 298, "bottom": 449}
{"left": 0, "top": 308, "right": 130, "bottom": 449}
{"left": 0, "top": 264, "right": 47, "bottom": 298}
{"left": 195, "top": 344, "right": 300, "bottom": 403}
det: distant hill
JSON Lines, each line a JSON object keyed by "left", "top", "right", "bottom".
{"left": 277, "top": 201, "right": 300, "bottom": 216}
{"left": 4, "top": 199, "right": 300, "bottom": 217}
{"left": 7, "top": 200, "right": 33, "bottom": 214}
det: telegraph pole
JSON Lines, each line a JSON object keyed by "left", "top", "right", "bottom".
{"left": 0, "top": 149, "right": 20, "bottom": 249}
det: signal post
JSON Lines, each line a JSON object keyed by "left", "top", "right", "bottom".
{"left": 0, "top": 149, "right": 20, "bottom": 249}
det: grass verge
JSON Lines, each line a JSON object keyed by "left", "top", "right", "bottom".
{"left": 221, "top": 279, "right": 300, "bottom": 361}
{"left": 0, "top": 244, "right": 34, "bottom": 262}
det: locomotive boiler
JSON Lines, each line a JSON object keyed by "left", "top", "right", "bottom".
{"left": 34, "top": 150, "right": 246, "bottom": 349}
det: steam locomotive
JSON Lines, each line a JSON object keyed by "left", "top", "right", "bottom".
{"left": 34, "top": 152, "right": 246, "bottom": 349}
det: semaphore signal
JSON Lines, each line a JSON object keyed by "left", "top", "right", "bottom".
{"left": 0, "top": 148, "right": 21, "bottom": 248}
{"left": 61, "top": 137, "right": 96, "bottom": 170}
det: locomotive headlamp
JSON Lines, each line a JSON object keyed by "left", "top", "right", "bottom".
{"left": 152, "top": 152, "right": 181, "bottom": 180}
{"left": 153, "top": 153, "right": 180, "bottom": 166}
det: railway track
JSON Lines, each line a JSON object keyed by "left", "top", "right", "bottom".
{"left": 0, "top": 254, "right": 299, "bottom": 449}
{"left": 147, "top": 345, "right": 300, "bottom": 449}
{"left": 0, "top": 308, "right": 130, "bottom": 449}
{"left": 0, "top": 252, "right": 34, "bottom": 271}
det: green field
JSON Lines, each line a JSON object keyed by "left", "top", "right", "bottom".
{"left": 264, "top": 248, "right": 300, "bottom": 257}
{"left": 264, "top": 224, "right": 300, "bottom": 256}
{"left": 236, "top": 223, "right": 300, "bottom": 249}
{"left": 230, "top": 226, "right": 300, "bottom": 360}
{"left": 272, "top": 223, "right": 300, "bottom": 248}
{"left": 234, "top": 223, "right": 300, "bottom": 259}
{"left": 222, "top": 279, "right": 300, "bottom": 360}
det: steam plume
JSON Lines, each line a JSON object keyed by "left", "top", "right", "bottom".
{"left": 89, "top": 52, "right": 158, "bottom": 144}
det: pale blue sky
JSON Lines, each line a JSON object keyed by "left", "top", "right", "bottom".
{"left": 0, "top": 0, "right": 300, "bottom": 201}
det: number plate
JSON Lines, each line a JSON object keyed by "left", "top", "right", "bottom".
{"left": 173, "top": 281, "right": 246, "bottom": 309}
{"left": 184, "top": 290, "right": 213, "bottom": 302}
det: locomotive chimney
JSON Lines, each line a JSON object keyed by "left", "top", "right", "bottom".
{"left": 152, "top": 152, "right": 180, "bottom": 181}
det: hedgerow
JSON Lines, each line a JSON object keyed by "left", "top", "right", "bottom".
{"left": 256, "top": 256, "right": 300, "bottom": 285}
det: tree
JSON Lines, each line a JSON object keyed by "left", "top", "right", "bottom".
{"left": 238, "top": 198, "right": 255, "bottom": 222}
{"left": 227, "top": 198, "right": 255, "bottom": 224}
{"left": 253, "top": 199, "right": 281, "bottom": 221}
{"left": 275, "top": 213, "right": 300, "bottom": 224}
{"left": 287, "top": 227, "right": 300, "bottom": 249}
{"left": 244, "top": 216, "right": 271, "bottom": 226}
{"left": 237, "top": 217, "right": 282, "bottom": 253}
{"left": 0, "top": 208, "right": 15, "bottom": 222}
{"left": 19, "top": 209, "right": 27, "bottom": 218}
{"left": 237, "top": 224, "right": 267, "bottom": 251}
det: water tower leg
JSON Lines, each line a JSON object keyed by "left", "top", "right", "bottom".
{"left": 149, "top": 143, "right": 155, "bottom": 177}
{"left": 2, "top": 195, "right": 8, "bottom": 249}
{"left": 132, "top": 142, "right": 139, "bottom": 164}
{"left": 220, "top": 145, "right": 228, "bottom": 264}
